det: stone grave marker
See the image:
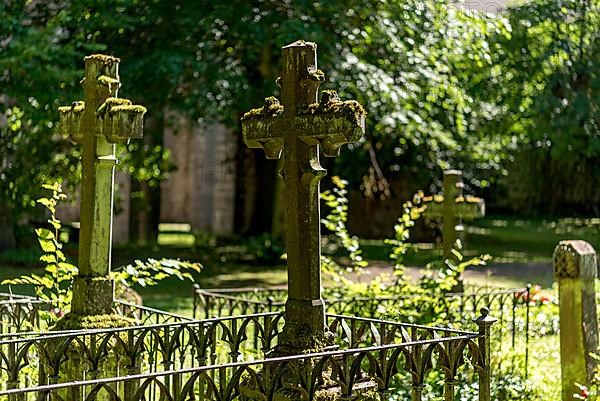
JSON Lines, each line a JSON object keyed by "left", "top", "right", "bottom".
{"left": 58, "top": 54, "right": 146, "bottom": 317}
{"left": 242, "top": 40, "right": 365, "bottom": 352}
{"left": 554, "top": 240, "right": 598, "bottom": 401}
{"left": 422, "top": 170, "right": 485, "bottom": 257}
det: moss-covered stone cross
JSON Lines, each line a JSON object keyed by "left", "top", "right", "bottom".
{"left": 242, "top": 40, "right": 365, "bottom": 352}
{"left": 58, "top": 55, "right": 146, "bottom": 315}
{"left": 421, "top": 170, "right": 485, "bottom": 258}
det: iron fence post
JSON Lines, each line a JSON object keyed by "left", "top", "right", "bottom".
{"left": 474, "top": 307, "right": 497, "bottom": 401}
{"left": 524, "top": 283, "right": 531, "bottom": 380}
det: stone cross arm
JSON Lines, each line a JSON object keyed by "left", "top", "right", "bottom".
{"left": 422, "top": 195, "right": 486, "bottom": 220}
{"left": 59, "top": 97, "right": 146, "bottom": 144}
{"left": 242, "top": 90, "right": 365, "bottom": 159}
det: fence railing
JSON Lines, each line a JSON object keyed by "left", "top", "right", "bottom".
{"left": 0, "top": 311, "right": 494, "bottom": 401}
{"left": 194, "top": 284, "right": 533, "bottom": 377}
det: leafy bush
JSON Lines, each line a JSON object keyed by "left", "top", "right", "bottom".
{"left": 3, "top": 183, "right": 201, "bottom": 321}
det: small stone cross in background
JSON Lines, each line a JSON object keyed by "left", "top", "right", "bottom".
{"left": 58, "top": 55, "right": 146, "bottom": 316}
{"left": 421, "top": 170, "right": 485, "bottom": 258}
{"left": 242, "top": 40, "right": 365, "bottom": 352}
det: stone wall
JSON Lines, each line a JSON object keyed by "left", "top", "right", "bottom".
{"left": 160, "top": 116, "right": 237, "bottom": 236}
{"left": 56, "top": 115, "right": 238, "bottom": 243}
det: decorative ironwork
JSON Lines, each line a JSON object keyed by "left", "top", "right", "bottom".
{"left": 194, "top": 285, "right": 532, "bottom": 376}
{"left": 0, "top": 311, "right": 493, "bottom": 401}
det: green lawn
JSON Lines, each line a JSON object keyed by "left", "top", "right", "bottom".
{"left": 0, "top": 214, "right": 598, "bottom": 313}
{"left": 360, "top": 215, "right": 600, "bottom": 265}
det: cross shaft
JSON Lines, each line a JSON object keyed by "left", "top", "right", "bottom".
{"left": 58, "top": 55, "right": 146, "bottom": 315}
{"left": 422, "top": 170, "right": 485, "bottom": 257}
{"left": 242, "top": 41, "right": 365, "bottom": 351}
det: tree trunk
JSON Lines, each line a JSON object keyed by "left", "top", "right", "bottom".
{"left": 129, "top": 114, "right": 163, "bottom": 245}
{"left": 0, "top": 206, "right": 16, "bottom": 251}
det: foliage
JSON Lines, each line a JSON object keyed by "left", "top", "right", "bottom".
{"left": 112, "top": 258, "right": 201, "bottom": 289}
{"left": 0, "top": 0, "right": 518, "bottom": 240}
{"left": 322, "top": 183, "right": 491, "bottom": 325}
{"left": 321, "top": 176, "right": 368, "bottom": 276}
{"left": 487, "top": 0, "right": 600, "bottom": 214}
{"left": 2, "top": 183, "right": 202, "bottom": 318}
{"left": 2, "top": 182, "right": 77, "bottom": 316}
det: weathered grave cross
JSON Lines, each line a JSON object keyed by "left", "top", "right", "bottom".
{"left": 242, "top": 41, "right": 365, "bottom": 351}
{"left": 58, "top": 55, "right": 146, "bottom": 315}
{"left": 422, "top": 170, "right": 485, "bottom": 257}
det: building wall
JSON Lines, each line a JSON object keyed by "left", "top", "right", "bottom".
{"left": 160, "top": 116, "right": 237, "bottom": 236}
{"left": 56, "top": 115, "right": 238, "bottom": 243}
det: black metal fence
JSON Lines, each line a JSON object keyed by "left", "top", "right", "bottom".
{"left": 0, "top": 310, "right": 494, "bottom": 401}
{"left": 193, "top": 285, "right": 533, "bottom": 377}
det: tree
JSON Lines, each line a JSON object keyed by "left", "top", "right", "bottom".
{"left": 1, "top": 0, "right": 515, "bottom": 242}
{"left": 486, "top": 0, "right": 600, "bottom": 214}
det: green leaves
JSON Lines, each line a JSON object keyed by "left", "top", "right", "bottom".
{"left": 2, "top": 182, "right": 77, "bottom": 318}
{"left": 111, "top": 258, "right": 202, "bottom": 288}
{"left": 321, "top": 176, "right": 368, "bottom": 280}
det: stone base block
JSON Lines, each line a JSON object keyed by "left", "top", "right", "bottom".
{"left": 71, "top": 276, "right": 115, "bottom": 315}
{"left": 277, "top": 298, "right": 331, "bottom": 355}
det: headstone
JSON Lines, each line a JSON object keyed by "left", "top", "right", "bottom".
{"left": 58, "top": 54, "right": 146, "bottom": 316}
{"left": 242, "top": 40, "right": 365, "bottom": 352}
{"left": 422, "top": 170, "right": 485, "bottom": 257}
{"left": 553, "top": 240, "right": 598, "bottom": 401}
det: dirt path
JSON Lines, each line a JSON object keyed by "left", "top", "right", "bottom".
{"left": 349, "top": 261, "right": 554, "bottom": 288}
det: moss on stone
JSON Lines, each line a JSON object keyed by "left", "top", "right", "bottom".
{"left": 299, "top": 90, "right": 366, "bottom": 126}
{"left": 242, "top": 96, "right": 284, "bottom": 121}
{"left": 460, "top": 195, "right": 482, "bottom": 203}
{"left": 97, "top": 97, "right": 146, "bottom": 117}
{"left": 98, "top": 75, "right": 120, "bottom": 87}
{"left": 110, "top": 104, "right": 147, "bottom": 115}
{"left": 84, "top": 54, "right": 120, "bottom": 65}
{"left": 58, "top": 101, "right": 85, "bottom": 114}
{"left": 51, "top": 313, "right": 136, "bottom": 331}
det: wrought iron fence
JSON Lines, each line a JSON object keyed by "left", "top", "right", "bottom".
{"left": 193, "top": 284, "right": 533, "bottom": 377}
{"left": 0, "top": 310, "right": 495, "bottom": 401}
{"left": 0, "top": 295, "right": 192, "bottom": 336}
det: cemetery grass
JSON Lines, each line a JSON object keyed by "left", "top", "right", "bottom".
{"left": 1, "top": 215, "right": 598, "bottom": 310}
{"left": 0, "top": 217, "right": 578, "bottom": 400}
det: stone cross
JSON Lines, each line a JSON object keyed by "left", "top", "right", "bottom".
{"left": 422, "top": 170, "right": 485, "bottom": 257}
{"left": 242, "top": 40, "right": 365, "bottom": 351}
{"left": 553, "top": 240, "right": 598, "bottom": 401}
{"left": 58, "top": 55, "right": 146, "bottom": 315}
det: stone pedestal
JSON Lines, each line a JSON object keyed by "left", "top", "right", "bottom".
{"left": 554, "top": 240, "right": 598, "bottom": 401}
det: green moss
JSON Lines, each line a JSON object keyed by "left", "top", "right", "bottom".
{"left": 110, "top": 105, "right": 147, "bottom": 115}
{"left": 98, "top": 75, "right": 120, "bottom": 87}
{"left": 51, "top": 313, "right": 136, "bottom": 331}
{"left": 58, "top": 101, "right": 85, "bottom": 114}
{"left": 97, "top": 97, "right": 146, "bottom": 117}
{"left": 84, "top": 54, "right": 120, "bottom": 65}
{"left": 299, "top": 90, "right": 366, "bottom": 125}
{"left": 242, "top": 96, "right": 284, "bottom": 121}
{"left": 308, "top": 68, "right": 325, "bottom": 82}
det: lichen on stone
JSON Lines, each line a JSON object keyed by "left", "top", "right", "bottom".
{"left": 51, "top": 313, "right": 136, "bottom": 331}
{"left": 97, "top": 97, "right": 146, "bottom": 117}
{"left": 308, "top": 68, "right": 325, "bottom": 82}
{"left": 84, "top": 54, "right": 120, "bottom": 65}
{"left": 299, "top": 90, "right": 366, "bottom": 126}
{"left": 242, "top": 96, "right": 284, "bottom": 121}
{"left": 98, "top": 75, "right": 120, "bottom": 88}
{"left": 58, "top": 101, "right": 85, "bottom": 114}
